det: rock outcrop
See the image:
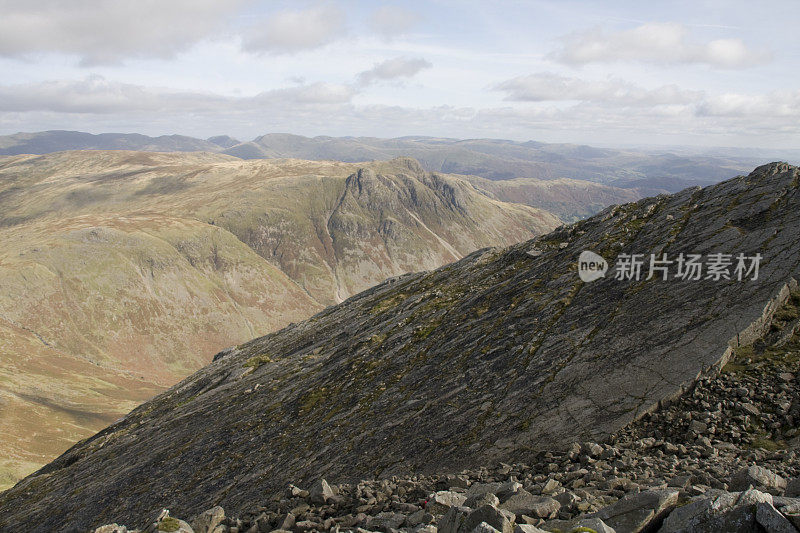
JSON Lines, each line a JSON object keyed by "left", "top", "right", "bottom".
{"left": 1, "top": 163, "right": 799, "bottom": 532}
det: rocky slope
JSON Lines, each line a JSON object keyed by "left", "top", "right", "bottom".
{"left": 0, "top": 152, "right": 557, "bottom": 489}
{"left": 86, "top": 291, "right": 800, "bottom": 533}
{"left": 0, "top": 162, "right": 798, "bottom": 531}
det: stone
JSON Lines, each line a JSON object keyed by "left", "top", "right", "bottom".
{"left": 496, "top": 482, "right": 523, "bottom": 501}
{"left": 741, "top": 403, "right": 761, "bottom": 416}
{"left": 463, "top": 505, "right": 514, "bottom": 533}
{"left": 448, "top": 474, "right": 471, "bottom": 489}
{"left": 755, "top": 502, "right": 797, "bottom": 533}
{"left": 513, "top": 525, "right": 548, "bottom": 533}
{"left": 499, "top": 490, "right": 560, "bottom": 519}
{"left": 438, "top": 505, "right": 470, "bottom": 533}
{"left": 428, "top": 491, "right": 469, "bottom": 515}
{"left": 157, "top": 516, "right": 194, "bottom": 533}
{"left": 466, "top": 483, "right": 503, "bottom": 499}
{"left": 94, "top": 526, "right": 128, "bottom": 533}
{"left": 407, "top": 509, "right": 435, "bottom": 527}
{"left": 365, "top": 511, "right": 406, "bottom": 531}
{"left": 466, "top": 493, "right": 501, "bottom": 509}
{"left": 470, "top": 522, "right": 501, "bottom": 533}
{"left": 575, "top": 518, "right": 616, "bottom": 533}
{"left": 590, "top": 489, "right": 679, "bottom": 533}
{"left": 191, "top": 506, "right": 225, "bottom": 533}
{"left": 786, "top": 478, "right": 800, "bottom": 498}
{"left": 729, "top": 466, "right": 787, "bottom": 495}
{"left": 554, "top": 491, "right": 578, "bottom": 508}
{"left": 276, "top": 512, "right": 295, "bottom": 531}
{"left": 659, "top": 489, "right": 773, "bottom": 533}
{"left": 582, "top": 442, "right": 604, "bottom": 458}
{"left": 309, "top": 479, "right": 335, "bottom": 505}
{"left": 667, "top": 475, "right": 692, "bottom": 489}
{"left": 541, "top": 480, "right": 560, "bottom": 495}
{"left": 293, "top": 520, "right": 322, "bottom": 532}
{"left": 543, "top": 517, "right": 616, "bottom": 533}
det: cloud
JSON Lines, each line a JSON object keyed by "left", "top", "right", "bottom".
{"left": 1, "top": 76, "right": 798, "bottom": 149}
{"left": 494, "top": 73, "right": 702, "bottom": 106}
{"left": 697, "top": 91, "right": 800, "bottom": 117}
{"left": 0, "top": 76, "right": 354, "bottom": 114}
{"left": 357, "top": 57, "right": 432, "bottom": 86}
{"left": 552, "top": 23, "right": 771, "bottom": 68}
{"left": 243, "top": 5, "right": 346, "bottom": 54}
{"left": 0, "top": 0, "right": 247, "bottom": 65}
{"left": 369, "top": 5, "right": 420, "bottom": 38}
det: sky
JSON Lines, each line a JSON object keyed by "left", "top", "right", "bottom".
{"left": 0, "top": 0, "right": 798, "bottom": 149}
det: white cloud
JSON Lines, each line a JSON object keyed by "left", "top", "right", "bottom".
{"left": 357, "top": 57, "right": 432, "bottom": 86}
{"left": 552, "top": 22, "right": 771, "bottom": 68}
{"left": 494, "top": 73, "right": 702, "bottom": 106}
{"left": 243, "top": 5, "right": 346, "bottom": 54}
{"left": 697, "top": 91, "right": 800, "bottom": 117}
{"left": 1, "top": 76, "right": 798, "bottom": 150}
{"left": 0, "top": 76, "right": 354, "bottom": 114}
{"left": 0, "top": 0, "right": 247, "bottom": 65}
{"left": 369, "top": 6, "right": 421, "bottom": 38}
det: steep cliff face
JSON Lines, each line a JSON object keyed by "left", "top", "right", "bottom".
{"left": 1, "top": 163, "right": 797, "bottom": 532}
{"left": 0, "top": 152, "right": 558, "bottom": 490}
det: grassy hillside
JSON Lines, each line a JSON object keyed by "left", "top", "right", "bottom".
{"left": 0, "top": 151, "right": 559, "bottom": 489}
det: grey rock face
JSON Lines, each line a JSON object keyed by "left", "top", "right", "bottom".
{"left": 755, "top": 503, "right": 797, "bottom": 533}
{"left": 499, "top": 490, "right": 560, "bottom": 519}
{"left": 2, "top": 163, "right": 800, "bottom": 533}
{"left": 470, "top": 522, "right": 502, "bottom": 533}
{"left": 658, "top": 489, "right": 773, "bottom": 533}
{"left": 729, "top": 466, "right": 787, "bottom": 495}
{"left": 588, "top": 489, "right": 678, "bottom": 533}
{"left": 308, "top": 479, "right": 335, "bottom": 505}
{"left": 786, "top": 479, "right": 800, "bottom": 498}
{"left": 428, "top": 492, "right": 469, "bottom": 515}
{"left": 191, "top": 506, "right": 225, "bottom": 533}
{"left": 93, "top": 525, "right": 129, "bottom": 533}
{"left": 462, "top": 505, "right": 515, "bottom": 533}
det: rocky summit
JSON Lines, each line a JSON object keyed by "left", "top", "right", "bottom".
{"left": 1, "top": 162, "right": 800, "bottom": 532}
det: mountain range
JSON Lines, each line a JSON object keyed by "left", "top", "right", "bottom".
{"left": 0, "top": 130, "right": 772, "bottom": 220}
{"left": 1, "top": 162, "right": 797, "bottom": 531}
{"left": 0, "top": 151, "right": 557, "bottom": 491}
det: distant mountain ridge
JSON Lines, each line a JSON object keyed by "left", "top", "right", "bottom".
{"left": 0, "top": 130, "right": 767, "bottom": 187}
{"left": 0, "top": 129, "right": 772, "bottom": 221}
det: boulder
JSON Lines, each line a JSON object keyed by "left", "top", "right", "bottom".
{"left": 438, "top": 505, "right": 470, "bottom": 533}
{"left": 191, "top": 506, "right": 225, "bottom": 533}
{"left": 466, "top": 493, "right": 501, "bottom": 509}
{"left": 462, "top": 505, "right": 514, "bottom": 533}
{"left": 590, "top": 489, "right": 678, "bottom": 533}
{"left": 428, "top": 491, "right": 469, "bottom": 515}
{"left": 659, "top": 489, "right": 774, "bottom": 532}
{"left": 755, "top": 502, "right": 797, "bottom": 533}
{"left": 471, "top": 522, "right": 501, "bottom": 533}
{"left": 365, "top": 511, "right": 406, "bottom": 532}
{"left": 309, "top": 479, "right": 335, "bottom": 505}
{"left": 543, "top": 517, "right": 616, "bottom": 533}
{"left": 786, "top": 478, "right": 800, "bottom": 498}
{"left": 729, "top": 466, "right": 786, "bottom": 495}
{"left": 499, "top": 490, "right": 560, "bottom": 519}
